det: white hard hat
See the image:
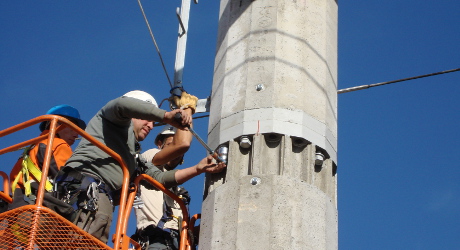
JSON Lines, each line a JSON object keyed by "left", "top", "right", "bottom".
{"left": 155, "top": 126, "right": 177, "bottom": 145}
{"left": 123, "top": 90, "right": 158, "bottom": 107}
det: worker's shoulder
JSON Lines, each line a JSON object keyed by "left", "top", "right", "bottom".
{"left": 32, "top": 137, "right": 70, "bottom": 152}
{"left": 141, "top": 148, "right": 160, "bottom": 162}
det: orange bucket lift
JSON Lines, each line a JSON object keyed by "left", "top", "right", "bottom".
{"left": 0, "top": 115, "right": 199, "bottom": 250}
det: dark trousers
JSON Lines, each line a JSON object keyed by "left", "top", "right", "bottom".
{"left": 74, "top": 191, "right": 113, "bottom": 244}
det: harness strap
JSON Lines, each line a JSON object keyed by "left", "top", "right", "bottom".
{"left": 24, "top": 154, "right": 54, "bottom": 192}
{"left": 11, "top": 147, "right": 53, "bottom": 197}
{"left": 158, "top": 190, "right": 183, "bottom": 230}
{"left": 11, "top": 160, "right": 27, "bottom": 194}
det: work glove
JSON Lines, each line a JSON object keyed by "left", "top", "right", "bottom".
{"left": 173, "top": 91, "right": 198, "bottom": 114}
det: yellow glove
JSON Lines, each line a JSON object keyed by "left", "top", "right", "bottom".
{"left": 173, "top": 91, "right": 198, "bottom": 114}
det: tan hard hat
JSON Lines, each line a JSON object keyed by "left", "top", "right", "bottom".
{"left": 154, "top": 126, "right": 177, "bottom": 145}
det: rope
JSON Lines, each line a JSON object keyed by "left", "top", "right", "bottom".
{"left": 338, "top": 68, "right": 460, "bottom": 94}
{"left": 137, "top": 0, "right": 173, "bottom": 88}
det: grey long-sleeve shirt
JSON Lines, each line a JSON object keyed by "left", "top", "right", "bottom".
{"left": 66, "top": 95, "right": 178, "bottom": 191}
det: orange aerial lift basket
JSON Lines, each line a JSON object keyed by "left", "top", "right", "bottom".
{"left": 0, "top": 115, "right": 198, "bottom": 250}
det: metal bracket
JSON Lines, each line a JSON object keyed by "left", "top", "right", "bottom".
{"left": 133, "top": 195, "right": 145, "bottom": 209}
{"left": 195, "top": 97, "right": 211, "bottom": 113}
{"left": 176, "top": 7, "right": 187, "bottom": 37}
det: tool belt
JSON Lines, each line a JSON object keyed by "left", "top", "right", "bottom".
{"left": 54, "top": 167, "right": 113, "bottom": 214}
{"left": 7, "top": 179, "right": 76, "bottom": 221}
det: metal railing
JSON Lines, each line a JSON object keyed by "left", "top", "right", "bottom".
{"left": 0, "top": 114, "right": 199, "bottom": 249}
{"left": 125, "top": 174, "right": 198, "bottom": 250}
{"left": 0, "top": 171, "right": 12, "bottom": 203}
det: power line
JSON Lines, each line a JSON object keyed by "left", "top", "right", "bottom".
{"left": 153, "top": 114, "right": 209, "bottom": 128}
{"left": 137, "top": 0, "right": 173, "bottom": 88}
{"left": 338, "top": 68, "right": 460, "bottom": 94}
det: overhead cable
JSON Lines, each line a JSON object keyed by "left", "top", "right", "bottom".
{"left": 152, "top": 114, "right": 208, "bottom": 128}
{"left": 137, "top": 0, "right": 173, "bottom": 88}
{"left": 338, "top": 68, "right": 460, "bottom": 94}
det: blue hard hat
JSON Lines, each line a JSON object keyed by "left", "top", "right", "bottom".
{"left": 39, "top": 104, "right": 87, "bottom": 132}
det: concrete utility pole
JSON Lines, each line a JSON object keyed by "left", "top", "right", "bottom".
{"left": 200, "top": 0, "right": 338, "bottom": 249}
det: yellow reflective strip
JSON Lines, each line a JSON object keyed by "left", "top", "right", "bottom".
{"left": 24, "top": 180, "right": 33, "bottom": 197}
{"left": 11, "top": 222, "right": 28, "bottom": 244}
{"left": 11, "top": 169, "right": 22, "bottom": 194}
{"left": 25, "top": 156, "right": 53, "bottom": 192}
{"left": 22, "top": 155, "right": 33, "bottom": 196}
{"left": 11, "top": 148, "right": 33, "bottom": 195}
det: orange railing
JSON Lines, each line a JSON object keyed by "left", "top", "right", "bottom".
{"left": 0, "top": 115, "right": 200, "bottom": 250}
{"left": 0, "top": 205, "right": 112, "bottom": 249}
{"left": 189, "top": 213, "right": 201, "bottom": 250}
{"left": 125, "top": 174, "right": 197, "bottom": 250}
{"left": 0, "top": 115, "right": 132, "bottom": 249}
{"left": 0, "top": 171, "right": 12, "bottom": 204}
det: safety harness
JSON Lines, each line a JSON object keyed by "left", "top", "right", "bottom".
{"left": 133, "top": 184, "right": 190, "bottom": 250}
{"left": 11, "top": 146, "right": 53, "bottom": 201}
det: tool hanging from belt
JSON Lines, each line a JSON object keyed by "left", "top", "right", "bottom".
{"left": 54, "top": 167, "right": 113, "bottom": 211}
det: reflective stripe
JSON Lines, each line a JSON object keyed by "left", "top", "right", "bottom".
{"left": 24, "top": 154, "right": 53, "bottom": 192}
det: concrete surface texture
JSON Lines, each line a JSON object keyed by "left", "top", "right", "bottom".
{"left": 207, "top": 0, "right": 338, "bottom": 163}
{"left": 201, "top": 0, "right": 338, "bottom": 249}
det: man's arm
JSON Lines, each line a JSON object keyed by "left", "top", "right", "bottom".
{"left": 101, "top": 97, "right": 165, "bottom": 124}
{"left": 174, "top": 156, "right": 227, "bottom": 184}
{"left": 101, "top": 96, "right": 191, "bottom": 128}
{"left": 144, "top": 155, "right": 226, "bottom": 187}
{"left": 153, "top": 109, "right": 193, "bottom": 166}
{"left": 144, "top": 164, "right": 179, "bottom": 188}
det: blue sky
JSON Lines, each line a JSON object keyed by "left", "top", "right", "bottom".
{"left": 1, "top": 1, "right": 459, "bottom": 249}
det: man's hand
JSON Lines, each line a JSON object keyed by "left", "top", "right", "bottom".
{"left": 196, "top": 155, "right": 227, "bottom": 174}
{"left": 163, "top": 109, "right": 192, "bottom": 128}
{"left": 174, "top": 154, "right": 227, "bottom": 184}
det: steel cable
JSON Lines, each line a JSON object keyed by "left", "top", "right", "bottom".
{"left": 338, "top": 68, "right": 460, "bottom": 94}
{"left": 137, "top": 0, "right": 173, "bottom": 88}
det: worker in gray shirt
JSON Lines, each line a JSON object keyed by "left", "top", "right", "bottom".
{"left": 56, "top": 90, "right": 225, "bottom": 243}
